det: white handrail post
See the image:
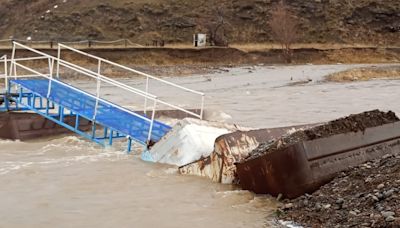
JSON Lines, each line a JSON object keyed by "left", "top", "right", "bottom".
{"left": 11, "top": 41, "right": 207, "bottom": 129}
{"left": 147, "top": 98, "right": 157, "bottom": 144}
{"left": 56, "top": 44, "right": 61, "bottom": 78}
{"left": 93, "top": 65, "right": 101, "bottom": 120}
{"left": 48, "top": 57, "right": 53, "bottom": 78}
{"left": 10, "top": 42, "right": 16, "bottom": 80}
{"left": 4, "top": 55, "right": 8, "bottom": 92}
{"left": 94, "top": 59, "right": 102, "bottom": 120}
{"left": 144, "top": 76, "right": 149, "bottom": 114}
{"left": 58, "top": 44, "right": 204, "bottom": 100}
{"left": 97, "top": 59, "right": 101, "bottom": 75}
{"left": 51, "top": 58, "right": 55, "bottom": 77}
{"left": 46, "top": 67, "right": 53, "bottom": 98}
{"left": 46, "top": 53, "right": 54, "bottom": 98}
{"left": 200, "top": 94, "right": 205, "bottom": 120}
{"left": 13, "top": 62, "right": 17, "bottom": 80}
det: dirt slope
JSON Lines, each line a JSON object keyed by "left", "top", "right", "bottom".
{"left": 0, "top": 0, "right": 399, "bottom": 45}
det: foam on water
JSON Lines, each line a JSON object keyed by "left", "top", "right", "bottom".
{"left": 0, "top": 161, "right": 34, "bottom": 175}
{"left": 204, "top": 109, "right": 233, "bottom": 122}
{"left": 0, "top": 135, "right": 132, "bottom": 176}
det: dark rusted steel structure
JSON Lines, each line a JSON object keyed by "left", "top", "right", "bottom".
{"left": 0, "top": 109, "right": 201, "bottom": 141}
{"left": 179, "top": 124, "right": 315, "bottom": 184}
{"left": 0, "top": 112, "right": 91, "bottom": 140}
{"left": 236, "top": 122, "right": 400, "bottom": 199}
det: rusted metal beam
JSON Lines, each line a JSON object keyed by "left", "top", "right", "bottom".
{"left": 179, "top": 124, "right": 316, "bottom": 184}
{"left": 0, "top": 109, "right": 202, "bottom": 141}
{"left": 0, "top": 112, "right": 92, "bottom": 140}
{"left": 236, "top": 122, "right": 400, "bottom": 199}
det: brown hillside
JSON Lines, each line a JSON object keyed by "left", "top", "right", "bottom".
{"left": 0, "top": 0, "right": 399, "bottom": 45}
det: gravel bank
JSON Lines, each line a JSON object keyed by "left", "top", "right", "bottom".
{"left": 278, "top": 151, "right": 400, "bottom": 227}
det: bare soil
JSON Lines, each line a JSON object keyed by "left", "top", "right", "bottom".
{"left": 1, "top": 47, "right": 399, "bottom": 78}
{"left": 0, "top": 0, "right": 399, "bottom": 45}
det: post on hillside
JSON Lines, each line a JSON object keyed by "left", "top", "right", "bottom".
{"left": 50, "top": 40, "right": 54, "bottom": 49}
{"left": 124, "top": 39, "right": 128, "bottom": 48}
{"left": 88, "top": 40, "right": 92, "bottom": 48}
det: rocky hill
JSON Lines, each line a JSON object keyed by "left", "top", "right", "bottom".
{"left": 0, "top": 0, "right": 399, "bottom": 45}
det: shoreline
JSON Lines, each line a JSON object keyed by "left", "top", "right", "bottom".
{"left": 0, "top": 46, "right": 399, "bottom": 68}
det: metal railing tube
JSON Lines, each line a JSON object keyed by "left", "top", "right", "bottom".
{"left": 144, "top": 76, "right": 149, "bottom": 113}
{"left": 93, "top": 71, "right": 102, "bottom": 120}
{"left": 13, "top": 41, "right": 204, "bottom": 120}
{"left": 0, "top": 74, "right": 50, "bottom": 79}
{"left": 3, "top": 56, "right": 8, "bottom": 91}
{"left": 200, "top": 94, "right": 205, "bottom": 120}
{"left": 56, "top": 60, "right": 157, "bottom": 99}
{"left": 13, "top": 42, "right": 53, "bottom": 59}
{"left": 46, "top": 58, "right": 53, "bottom": 98}
{"left": 59, "top": 43, "right": 205, "bottom": 96}
{"left": 97, "top": 59, "right": 101, "bottom": 75}
{"left": 12, "top": 61, "right": 153, "bottom": 122}
{"left": 9, "top": 43, "right": 157, "bottom": 100}
{"left": 147, "top": 98, "right": 158, "bottom": 143}
{"left": 13, "top": 63, "right": 17, "bottom": 80}
{"left": 58, "top": 43, "right": 206, "bottom": 118}
{"left": 10, "top": 43, "right": 16, "bottom": 79}
{"left": 156, "top": 99, "right": 201, "bottom": 119}
{"left": 2, "top": 56, "right": 49, "bottom": 62}
{"left": 48, "top": 57, "right": 52, "bottom": 77}
{"left": 57, "top": 61, "right": 156, "bottom": 100}
{"left": 56, "top": 45, "right": 61, "bottom": 78}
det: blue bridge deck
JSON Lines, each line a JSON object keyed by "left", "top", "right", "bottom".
{"left": 9, "top": 79, "right": 172, "bottom": 145}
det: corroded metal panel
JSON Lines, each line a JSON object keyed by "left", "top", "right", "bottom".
{"left": 236, "top": 122, "right": 400, "bottom": 199}
{"left": 0, "top": 109, "right": 196, "bottom": 141}
{"left": 179, "top": 125, "right": 314, "bottom": 184}
{"left": 0, "top": 112, "right": 91, "bottom": 140}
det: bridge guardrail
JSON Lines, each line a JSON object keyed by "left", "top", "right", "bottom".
{"left": 8, "top": 42, "right": 160, "bottom": 143}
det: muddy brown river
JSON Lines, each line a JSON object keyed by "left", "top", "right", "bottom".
{"left": 0, "top": 64, "right": 399, "bottom": 227}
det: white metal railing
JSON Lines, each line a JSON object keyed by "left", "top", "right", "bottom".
{"left": 9, "top": 42, "right": 163, "bottom": 142}
{"left": 57, "top": 43, "right": 205, "bottom": 119}
{"left": 0, "top": 55, "right": 8, "bottom": 90}
{"left": 0, "top": 55, "right": 55, "bottom": 91}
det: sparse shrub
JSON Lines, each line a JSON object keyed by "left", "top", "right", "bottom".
{"left": 269, "top": 1, "right": 299, "bottom": 63}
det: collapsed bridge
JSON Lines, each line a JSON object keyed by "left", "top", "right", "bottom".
{"left": 0, "top": 42, "right": 205, "bottom": 152}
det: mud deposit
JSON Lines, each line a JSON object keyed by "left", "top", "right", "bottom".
{"left": 246, "top": 110, "right": 399, "bottom": 161}
{"left": 278, "top": 152, "right": 400, "bottom": 227}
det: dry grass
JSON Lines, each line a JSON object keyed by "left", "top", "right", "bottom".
{"left": 230, "top": 43, "right": 384, "bottom": 52}
{"left": 326, "top": 66, "right": 400, "bottom": 82}
{"left": 324, "top": 49, "right": 400, "bottom": 64}
{"left": 2, "top": 42, "right": 395, "bottom": 51}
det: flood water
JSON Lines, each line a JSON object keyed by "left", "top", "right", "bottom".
{"left": 0, "top": 64, "right": 399, "bottom": 227}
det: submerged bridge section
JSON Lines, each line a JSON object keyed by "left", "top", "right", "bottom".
{"left": 0, "top": 42, "right": 205, "bottom": 152}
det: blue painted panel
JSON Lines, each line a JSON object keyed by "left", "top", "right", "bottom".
{"left": 10, "top": 79, "right": 171, "bottom": 144}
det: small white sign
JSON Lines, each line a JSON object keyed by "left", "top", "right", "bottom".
{"left": 197, "top": 34, "right": 206, "bottom": 47}
{"left": 194, "top": 34, "right": 207, "bottom": 47}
